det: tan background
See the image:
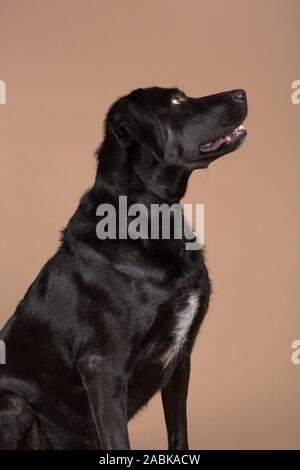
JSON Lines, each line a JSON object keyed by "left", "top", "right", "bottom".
{"left": 0, "top": 0, "right": 299, "bottom": 449}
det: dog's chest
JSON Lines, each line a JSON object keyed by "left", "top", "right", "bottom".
{"left": 159, "top": 292, "right": 199, "bottom": 367}
{"left": 125, "top": 248, "right": 207, "bottom": 370}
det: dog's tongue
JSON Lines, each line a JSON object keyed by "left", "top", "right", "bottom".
{"left": 200, "top": 137, "right": 225, "bottom": 153}
{"left": 200, "top": 125, "right": 245, "bottom": 153}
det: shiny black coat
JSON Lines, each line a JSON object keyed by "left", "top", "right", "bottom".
{"left": 0, "top": 86, "right": 247, "bottom": 449}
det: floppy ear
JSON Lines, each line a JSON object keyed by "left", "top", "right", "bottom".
{"left": 113, "top": 94, "right": 166, "bottom": 162}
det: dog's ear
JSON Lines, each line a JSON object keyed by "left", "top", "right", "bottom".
{"left": 111, "top": 93, "right": 166, "bottom": 162}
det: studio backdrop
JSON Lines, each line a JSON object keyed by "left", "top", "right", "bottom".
{"left": 0, "top": 0, "right": 299, "bottom": 450}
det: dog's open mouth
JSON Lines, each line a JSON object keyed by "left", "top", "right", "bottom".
{"left": 199, "top": 125, "right": 247, "bottom": 154}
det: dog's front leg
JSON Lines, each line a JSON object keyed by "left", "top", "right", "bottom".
{"left": 161, "top": 355, "right": 190, "bottom": 450}
{"left": 77, "top": 355, "right": 130, "bottom": 450}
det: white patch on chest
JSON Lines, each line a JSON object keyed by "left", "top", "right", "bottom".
{"left": 160, "top": 292, "right": 199, "bottom": 368}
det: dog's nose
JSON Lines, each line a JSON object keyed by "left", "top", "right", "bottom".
{"left": 231, "top": 89, "right": 246, "bottom": 101}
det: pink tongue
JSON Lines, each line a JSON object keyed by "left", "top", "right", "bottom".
{"left": 200, "top": 128, "right": 244, "bottom": 153}
{"left": 200, "top": 137, "right": 225, "bottom": 153}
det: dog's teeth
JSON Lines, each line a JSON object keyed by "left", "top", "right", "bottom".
{"left": 238, "top": 125, "right": 244, "bottom": 130}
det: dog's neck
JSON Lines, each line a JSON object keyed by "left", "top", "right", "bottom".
{"left": 94, "top": 134, "right": 191, "bottom": 207}
{"left": 64, "top": 135, "right": 193, "bottom": 256}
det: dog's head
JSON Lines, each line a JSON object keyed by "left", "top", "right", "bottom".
{"left": 98, "top": 87, "right": 247, "bottom": 201}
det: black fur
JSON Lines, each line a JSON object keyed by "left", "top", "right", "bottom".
{"left": 0, "top": 87, "right": 247, "bottom": 449}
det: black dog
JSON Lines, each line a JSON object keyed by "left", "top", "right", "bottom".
{"left": 0, "top": 87, "right": 247, "bottom": 449}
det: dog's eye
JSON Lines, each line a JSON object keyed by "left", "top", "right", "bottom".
{"left": 171, "top": 94, "right": 186, "bottom": 105}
